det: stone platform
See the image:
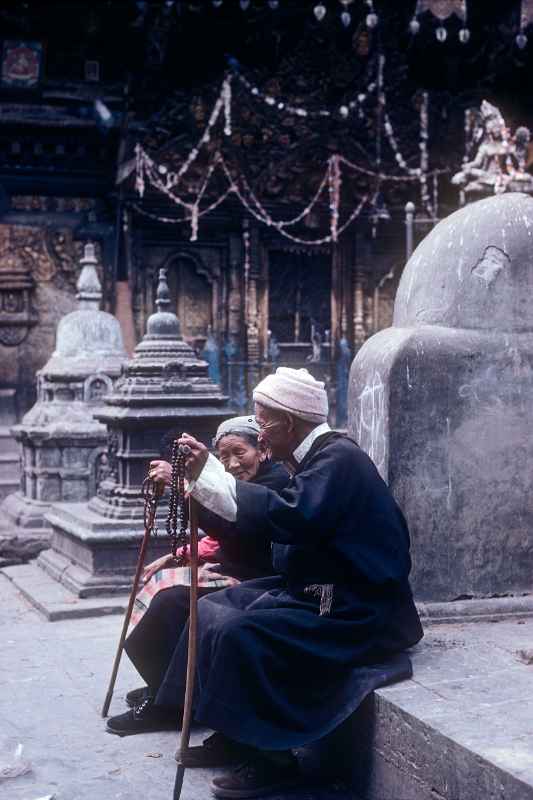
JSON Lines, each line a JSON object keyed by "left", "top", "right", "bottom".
{"left": 348, "top": 618, "right": 533, "bottom": 800}
{"left": 2, "top": 570, "right": 533, "bottom": 800}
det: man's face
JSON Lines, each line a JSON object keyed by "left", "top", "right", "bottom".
{"left": 254, "top": 403, "right": 292, "bottom": 461}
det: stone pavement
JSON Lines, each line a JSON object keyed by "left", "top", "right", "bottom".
{"left": 0, "top": 573, "right": 353, "bottom": 800}
{"left": 2, "top": 569, "right": 533, "bottom": 800}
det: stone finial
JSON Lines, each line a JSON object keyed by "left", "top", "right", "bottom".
{"left": 146, "top": 268, "right": 181, "bottom": 339}
{"left": 155, "top": 267, "right": 171, "bottom": 313}
{"left": 76, "top": 242, "right": 102, "bottom": 310}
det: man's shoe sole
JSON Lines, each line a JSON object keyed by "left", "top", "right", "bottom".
{"left": 106, "top": 722, "right": 178, "bottom": 737}
{"left": 210, "top": 777, "right": 301, "bottom": 798}
{"left": 179, "top": 752, "right": 243, "bottom": 769}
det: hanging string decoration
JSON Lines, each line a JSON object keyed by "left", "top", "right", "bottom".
{"left": 133, "top": 62, "right": 440, "bottom": 242}
{"left": 233, "top": 65, "right": 377, "bottom": 121}
{"left": 418, "top": 92, "right": 435, "bottom": 217}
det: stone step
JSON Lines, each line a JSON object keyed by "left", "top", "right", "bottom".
{"left": 0, "top": 429, "right": 19, "bottom": 452}
{"left": 0, "top": 479, "right": 19, "bottom": 504}
{"left": 0, "top": 456, "right": 19, "bottom": 478}
{"left": 1, "top": 562, "right": 127, "bottom": 621}
{"left": 0, "top": 434, "right": 21, "bottom": 501}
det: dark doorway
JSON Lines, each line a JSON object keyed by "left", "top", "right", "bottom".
{"left": 268, "top": 251, "right": 331, "bottom": 345}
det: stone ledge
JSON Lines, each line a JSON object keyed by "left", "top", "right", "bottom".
{"left": 418, "top": 594, "right": 533, "bottom": 624}
{"left": 346, "top": 619, "right": 533, "bottom": 800}
{"left": 0, "top": 529, "right": 50, "bottom": 564}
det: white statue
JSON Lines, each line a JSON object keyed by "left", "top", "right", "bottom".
{"left": 452, "top": 100, "right": 533, "bottom": 195}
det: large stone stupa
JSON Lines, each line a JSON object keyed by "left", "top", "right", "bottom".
{"left": 349, "top": 192, "right": 533, "bottom": 611}
{"left": 0, "top": 244, "right": 126, "bottom": 563}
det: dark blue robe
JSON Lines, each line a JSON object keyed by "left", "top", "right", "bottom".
{"left": 157, "top": 433, "right": 423, "bottom": 749}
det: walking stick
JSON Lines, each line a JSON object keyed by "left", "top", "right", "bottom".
{"left": 101, "top": 474, "right": 163, "bottom": 718}
{"left": 173, "top": 494, "right": 199, "bottom": 800}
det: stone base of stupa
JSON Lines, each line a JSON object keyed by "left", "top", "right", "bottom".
{"left": 0, "top": 493, "right": 53, "bottom": 565}
{"left": 39, "top": 501, "right": 175, "bottom": 597}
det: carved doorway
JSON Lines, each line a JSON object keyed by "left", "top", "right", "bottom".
{"left": 165, "top": 254, "right": 213, "bottom": 352}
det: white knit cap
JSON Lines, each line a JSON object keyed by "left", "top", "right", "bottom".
{"left": 253, "top": 367, "right": 328, "bottom": 424}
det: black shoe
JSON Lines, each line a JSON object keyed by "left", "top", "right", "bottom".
{"left": 210, "top": 754, "right": 301, "bottom": 798}
{"left": 179, "top": 732, "right": 254, "bottom": 769}
{"left": 106, "top": 697, "right": 180, "bottom": 737}
{"left": 125, "top": 686, "right": 150, "bottom": 708}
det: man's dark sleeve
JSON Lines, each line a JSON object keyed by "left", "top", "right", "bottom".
{"left": 235, "top": 446, "right": 358, "bottom": 547}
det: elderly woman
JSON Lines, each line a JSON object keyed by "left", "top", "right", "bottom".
{"left": 106, "top": 416, "right": 288, "bottom": 737}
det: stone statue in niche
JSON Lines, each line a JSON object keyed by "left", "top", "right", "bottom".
{"left": 452, "top": 100, "right": 533, "bottom": 196}
{"left": 84, "top": 374, "right": 113, "bottom": 402}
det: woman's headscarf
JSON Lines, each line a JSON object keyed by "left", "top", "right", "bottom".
{"left": 212, "top": 415, "right": 260, "bottom": 448}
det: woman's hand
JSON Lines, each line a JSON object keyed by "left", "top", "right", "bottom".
{"left": 148, "top": 460, "right": 172, "bottom": 489}
{"left": 177, "top": 433, "right": 209, "bottom": 481}
{"left": 141, "top": 552, "right": 180, "bottom": 584}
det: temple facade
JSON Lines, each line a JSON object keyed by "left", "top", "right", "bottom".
{"left": 1, "top": 1, "right": 531, "bottom": 432}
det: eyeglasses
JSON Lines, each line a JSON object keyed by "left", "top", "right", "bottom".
{"left": 256, "top": 419, "right": 283, "bottom": 434}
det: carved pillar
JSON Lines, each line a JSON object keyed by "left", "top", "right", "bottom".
{"left": 353, "top": 271, "right": 366, "bottom": 347}
{"left": 227, "top": 234, "right": 243, "bottom": 348}
{"left": 244, "top": 223, "right": 263, "bottom": 399}
{"left": 364, "top": 291, "right": 374, "bottom": 340}
{"left": 245, "top": 223, "right": 261, "bottom": 361}
{"left": 225, "top": 234, "right": 245, "bottom": 409}
{"left": 353, "top": 232, "right": 370, "bottom": 348}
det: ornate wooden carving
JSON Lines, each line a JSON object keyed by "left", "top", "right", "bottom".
{"left": 11, "top": 196, "right": 97, "bottom": 213}
{"left": 0, "top": 225, "right": 39, "bottom": 346}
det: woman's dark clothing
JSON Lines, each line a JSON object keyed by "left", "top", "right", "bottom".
{"left": 198, "top": 460, "right": 289, "bottom": 581}
{"left": 125, "top": 460, "right": 289, "bottom": 693}
{"left": 155, "top": 433, "right": 423, "bottom": 749}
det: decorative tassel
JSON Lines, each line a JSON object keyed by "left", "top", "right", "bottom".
{"left": 135, "top": 143, "right": 145, "bottom": 198}
{"left": 304, "top": 583, "right": 334, "bottom": 616}
{"left": 190, "top": 203, "right": 199, "bottom": 242}
{"left": 223, "top": 76, "right": 232, "bottom": 136}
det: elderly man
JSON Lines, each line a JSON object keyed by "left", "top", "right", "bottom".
{"left": 160, "top": 367, "right": 422, "bottom": 799}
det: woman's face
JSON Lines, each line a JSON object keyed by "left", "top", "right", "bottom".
{"left": 216, "top": 434, "right": 264, "bottom": 481}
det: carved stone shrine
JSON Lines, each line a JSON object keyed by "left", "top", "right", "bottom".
{"left": 0, "top": 244, "right": 126, "bottom": 563}
{"left": 349, "top": 192, "right": 533, "bottom": 604}
{"left": 41, "top": 268, "right": 231, "bottom": 597}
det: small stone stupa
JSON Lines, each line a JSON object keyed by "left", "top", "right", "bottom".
{"left": 349, "top": 192, "right": 533, "bottom": 611}
{"left": 41, "top": 268, "right": 231, "bottom": 597}
{"left": 0, "top": 244, "right": 126, "bottom": 563}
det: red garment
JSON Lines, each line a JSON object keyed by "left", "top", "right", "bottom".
{"left": 176, "top": 535, "right": 221, "bottom": 564}
{"left": 197, "top": 535, "right": 221, "bottom": 562}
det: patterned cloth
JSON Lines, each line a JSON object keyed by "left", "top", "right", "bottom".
{"left": 131, "top": 563, "right": 239, "bottom": 628}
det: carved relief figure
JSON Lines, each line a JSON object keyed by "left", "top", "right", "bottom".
{"left": 471, "top": 245, "right": 510, "bottom": 287}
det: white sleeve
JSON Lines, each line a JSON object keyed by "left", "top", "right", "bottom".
{"left": 189, "top": 453, "right": 237, "bottom": 522}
